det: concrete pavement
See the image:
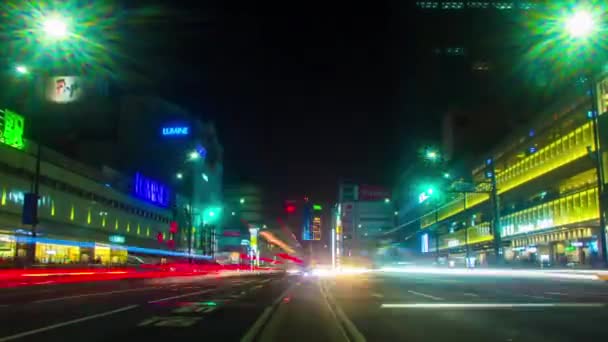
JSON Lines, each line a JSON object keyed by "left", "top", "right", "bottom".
{"left": 322, "top": 271, "right": 608, "bottom": 341}
{"left": 0, "top": 273, "right": 291, "bottom": 342}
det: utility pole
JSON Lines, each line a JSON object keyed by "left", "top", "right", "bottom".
{"left": 488, "top": 160, "right": 502, "bottom": 265}
{"left": 464, "top": 194, "right": 470, "bottom": 267}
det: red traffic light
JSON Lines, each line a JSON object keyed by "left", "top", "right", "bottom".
{"left": 286, "top": 205, "right": 296, "bottom": 213}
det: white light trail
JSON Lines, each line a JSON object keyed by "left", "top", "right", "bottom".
{"left": 378, "top": 267, "right": 600, "bottom": 280}
{"left": 381, "top": 303, "right": 605, "bottom": 309}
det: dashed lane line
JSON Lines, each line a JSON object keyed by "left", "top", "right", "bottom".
{"left": 148, "top": 289, "right": 214, "bottom": 304}
{"left": 33, "top": 287, "right": 160, "bottom": 304}
{"left": 407, "top": 290, "right": 444, "bottom": 301}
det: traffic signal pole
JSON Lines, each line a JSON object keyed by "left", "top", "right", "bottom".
{"left": 490, "top": 169, "right": 502, "bottom": 265}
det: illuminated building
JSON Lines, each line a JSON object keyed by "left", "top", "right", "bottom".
{"left": 420, "top": 73, "right": 608, "bottom": 267}
{"left": 337, "top": 183, "right": 394, "bottom": 264}
{"left": 0, "top": 137, "right": 183, "bottom": 265}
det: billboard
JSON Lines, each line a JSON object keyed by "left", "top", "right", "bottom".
{"left": 312, "top": 216, "right": 322, "bottom": 240}
{"left": 133, "top": 172, "right": 171, "bottom": 207}
{"left": 358, "top": 185, "right": 390, "bottom": 201}
{"left": 0, "top": 109, "right": 25, "bottom": 150}
{"left": 46, "top": 76, "right": 83, "bottom": 103}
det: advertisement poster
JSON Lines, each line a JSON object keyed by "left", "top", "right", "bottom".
{"left": 46, "top": 76, "right": 83, "bottom": 103}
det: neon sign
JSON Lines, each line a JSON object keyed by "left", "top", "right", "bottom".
{"left": 134, "top": 172, "right": 171, "bottom": 207}
{"left": 0, "top": 109, "right": 25, "bottom": 150}
{"left": 162, "top": 126, "right": 189, "bottom": 136}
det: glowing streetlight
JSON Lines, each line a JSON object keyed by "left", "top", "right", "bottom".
{"left": 443, "top": 172, "right": 451, "bottom": 179}
{"left": 424, "top": 148, "right": 441, "bottom": 162}
{"left": 240, "top": 198, "right": 245, "bottom": 204}
{"left": 188, "top": 151, "right": 200, "bottom": 160}
{"left": 42, "top": 15, "right": 69, "bottom": 39}
{"left": 15, "top": 65, "right": 28, "bottom": 75}
{"left": 231, "top": 211, "right": 236, "bottom": 216}
{"left": 176, "top": 172, "right": 183, "bottom": 179}
{"left": 565, "top": 10, "right": 595, "bottom": 38}
{"left": 384, "top": 198, "right": 390, "bottom": 204}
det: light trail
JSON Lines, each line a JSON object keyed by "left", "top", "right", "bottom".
{"left": 378, "top": 267, "right": 601, "bottom": 280}
{"left": 381, "top": 303, "right": 605, "bottom": 309}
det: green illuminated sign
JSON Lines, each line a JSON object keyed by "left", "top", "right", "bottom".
{"left": 313, "top": 204, "right": 323, "bottom": 210}
{"left": 0, "top": 109, "right": 25, "bottom": 150}
{"left": 109, "top": 235, "right": 126, "bottom": 244}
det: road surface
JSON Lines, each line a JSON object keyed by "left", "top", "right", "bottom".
{"left": 1, "top": 270, "right": 608, "bottom": 341}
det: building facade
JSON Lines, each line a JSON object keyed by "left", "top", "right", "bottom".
{"left": 0, "top": 136, "right": 193, "bottom": 265}
{"left": 419, "top": 73, "right": 608, "bottom": 267}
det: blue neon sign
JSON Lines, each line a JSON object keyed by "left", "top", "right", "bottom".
{"left": 162, "top": 126, "right": 189, "bottom": 136}
{"left": 134, "top": 172, "right": 171, "bottom": 207}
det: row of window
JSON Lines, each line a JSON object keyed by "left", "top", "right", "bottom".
{"left": 421, "top": 122, "right": 594, "bottom": 228}
{"left": 0, "top": 161, "right": 172, "bottom": 225}
{"left": 432, "top": 187, "right": 599, "bottom": 250}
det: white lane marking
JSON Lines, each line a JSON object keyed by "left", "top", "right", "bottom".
{"left": 319, "top": 281, "right": 366, "bottom": 342}
{"left": 0, "top": 305, "right": 138, "bottom": 342}
{"left": 34, "top": 287, "right": 159, "bottom": 303}
{"left": 241, "top": 285, "right": 294, "bottom": 341}
{"left": 408, "top": 290, "right": 444, "bottom": 301}
{"left": 545, "top": 292, "right": 567, "bottom": 296}
{"left": 519, "top": 294, "right": 549, "bottom": 300}
{"left": 148, "top": 289, "right": 213, "bottom": 304}
{"left": 381, "top": 303, "right": 605, "bottom": 309}
{"left": 371, "top": 293, "right": 384, "bottom": 298}
{"left": 463, "top": 293, "right": 479, "bottom": 297}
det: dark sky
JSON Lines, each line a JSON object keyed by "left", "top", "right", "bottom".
{"left": 126, "top": 1, "right": 554, "bottom": 203}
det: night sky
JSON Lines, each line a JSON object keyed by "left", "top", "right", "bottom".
{"left": 125, "top": 1, "right": 561, "bottom": 203}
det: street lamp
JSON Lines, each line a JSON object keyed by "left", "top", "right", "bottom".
{"left": 15, "top": 65, "right": 28, "bottom": 75}
{"left": 565, "top": 10, "right": 595, "bottom": 38}
{"left": 384, "top": 198, "right": 390, "bottom": 204}
{"left": 240, "top": 197, "right": 245, "bottom": 204}
{"left": 41, "top": 14, "right": 69, "bottom": 40}
{"left": 176, "top": 172, "right": 183, "bottom": 179}
{"left": 537, "top": 7, "right": 607, "bottom": 266}
{"left": 188, "top": 151, "right": 200, "bottom": 160}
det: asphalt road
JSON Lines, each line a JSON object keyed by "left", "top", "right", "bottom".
{"left": 0, "top": 273, "right": 292, "bottom": 342}
{"left": 321, "top": 271, "right": 608, "bottom": 342}
{"left": 2, "top": 271, "right": 608, "bottom": 342}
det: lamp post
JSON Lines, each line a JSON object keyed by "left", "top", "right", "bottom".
{"left": 560, "top": 8, "right": 607, "bottom": 266}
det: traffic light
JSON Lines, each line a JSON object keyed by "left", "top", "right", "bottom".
{"left": 485, "top": 157, "right": 495, "bottom": 179}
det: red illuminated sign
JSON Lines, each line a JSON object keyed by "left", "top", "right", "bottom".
{"left": 169, "top": 221, "right": 178, "bottom": 234}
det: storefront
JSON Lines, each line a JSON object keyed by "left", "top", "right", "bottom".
{"left": 0, "top": 234, "right": 15, "bottom": 261}
{"left": 35, "top": 242, "right": 80, "bottom": 264}
{"left": 507, "top": 226, "right": 597, "bottom": 266}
